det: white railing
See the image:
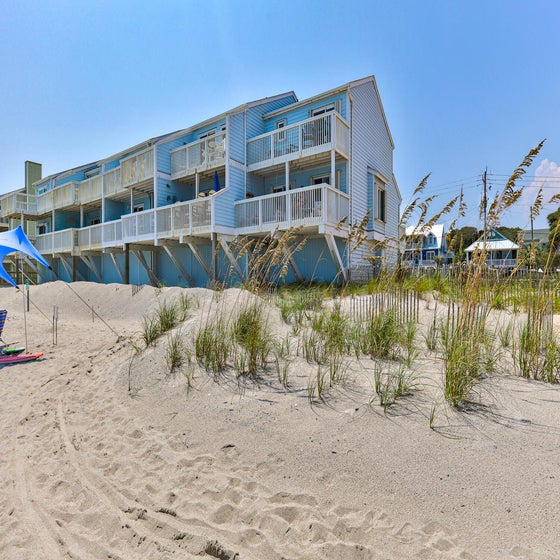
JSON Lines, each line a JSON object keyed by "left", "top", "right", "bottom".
{"left": 103, "top": 167, "right": 125, "bottom": 198}
{"left": 75, "top": 219, "right": 123, "bottom": 251}
{"left": 37, "top": 182, "right": 79, "bottom": 214}
{"left": 0, "top": 192, "right": 37, "bottom": 217}
{"left": 122, "top": 197, "right": 214, "bottom": 243}
{"left": 34, "top": 229, "right": 76, "bottom": 254}
{"left": 487, "top": 258, "right": 518, "bottom": 268}
{"left": 170, "top": 132, "right": 226, "bottom": 179}
{"left": 235, "top": 184, "right": 349, "bottom": 231}
{"left": 122, "top": 208, "right": 155, "bottom": 242}
{"left": 77, "top": 223, "right": 103, "bottom": 250}
{"left": 121, "top": 148, "right": 154, "bottom": 188}
{"left": 247, "top": 112, "right": 350, "bottom": 169}
{"left": 79, "top": 174, "right": 103, "bottom": 205}
{"left": 102, "top": 219, "right": 123, "bottom": 246}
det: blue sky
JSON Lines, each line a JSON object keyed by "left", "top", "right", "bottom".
{"left": 1, "top": 0, "right": 558, "bottom": 229}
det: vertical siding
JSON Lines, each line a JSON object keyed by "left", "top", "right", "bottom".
{"left": 349, "top": 80, "right": 398, "bottom": 270}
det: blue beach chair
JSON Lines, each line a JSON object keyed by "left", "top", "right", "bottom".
{"left": 0, "top": 310, "right": 7, "bottom": 345}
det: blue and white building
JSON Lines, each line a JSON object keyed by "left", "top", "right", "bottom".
{"left": 404, "top": 224, "right": 448, "bottom": 267}
{"left": 0, "top": 76, "right": 400, "bottom": 287}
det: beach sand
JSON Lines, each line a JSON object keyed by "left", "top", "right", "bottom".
{"left": 0, "top": 281, "right": 559, "bottom": 559}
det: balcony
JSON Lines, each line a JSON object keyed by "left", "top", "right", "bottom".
{"left": 34, "top": 229, "right": 76, "bottom": 255}
{"left": 122, "top": 196, "right": 214, "bottom": 244}
{"left": 170, "top": 133, "right": 226, "bottom": 180}
{"left": 37, "top": 182, "right": 79, "bottom": 215}
{"left": 0, "top": 192, "right": 37, "bottom": 218}
{"left": 76, "top": 219, "right": 123, "bottom": 252}
{"left": 235, "top": 184, "right": 349, "bottom": 234}
{"left": 121, "top": 148, "right": 154, "bottom": 189}
{"left": 79, "top": 174, "right": 103, "bottom": 205}
{"left": 247, "top": 112, "right": 350, "bottom": 172}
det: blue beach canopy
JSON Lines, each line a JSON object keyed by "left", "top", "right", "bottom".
{"left": 0, "top": 226, "right": 51, "bottom": 287}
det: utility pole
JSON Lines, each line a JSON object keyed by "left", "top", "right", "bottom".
{"left": 482, "top": 168, "right": 488, "bottom": 241}
{"left": 530, "top": 206, "right": 535, "bottom": 269}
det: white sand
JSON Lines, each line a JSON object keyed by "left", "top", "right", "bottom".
{"left": 0, "top": 281, "right": 559, "bottom": 559}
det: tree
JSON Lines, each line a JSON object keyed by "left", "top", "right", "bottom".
{"left": 446, "top": 226, "right": 478, "bottom": 262}
{"left": 546, "top": 208, "right": 560, "bottom": 267}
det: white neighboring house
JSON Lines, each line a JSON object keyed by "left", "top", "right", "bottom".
{"left": 464, "top": 228, "right": 519, "bottom": 268}
{"left": 404, "top": 224, "right": 447, "bottom": 267}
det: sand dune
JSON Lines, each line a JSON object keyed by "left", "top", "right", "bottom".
{"left": 0, "top": 282, "right": 559, "bottom": 559}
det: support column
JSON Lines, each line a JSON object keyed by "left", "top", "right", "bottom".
{"left": 211, "top": 233, "right": 217, "bottom": 284}
{"left": 110, "top": 253, "right": 125, "bottom": 284}
{"left": 80, "top": 206, "right": 84, "bottom": 228}
{"left": 285, "top": 161, "right": 291, "bottom": 222}
{"left": 331, "top": 149, "right": 336, "bottom": 189}
{"left": 195, "top": 172, "right": 200, "bottom": 197}
{"left": 124, "top": 244, "right": 130, "bottom": 285}
{"left": 162, "top": 244, "right": 194, "bottom": 287}
{"left": 325, "top": 233, "right": 347, "bottom": 283}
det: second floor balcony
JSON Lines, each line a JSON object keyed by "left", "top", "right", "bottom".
{"left": 247, "top": 112, "right": 350, "bottom": 172}
{"left": 170, "top": 133, "right": 226, "bottom": 180}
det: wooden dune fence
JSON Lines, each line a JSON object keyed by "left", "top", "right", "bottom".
{"left": 348, "top": 289, "right": 419, "bottom": 324}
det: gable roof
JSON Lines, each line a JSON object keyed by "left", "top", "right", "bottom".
{"left": 405, "top": 223, "right": 445, "bottom": 247}
{"left": 465, "top": 228, "right": 520, "bottom": 253}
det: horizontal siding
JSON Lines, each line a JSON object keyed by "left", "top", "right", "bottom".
{"left": 105, "top": 199, "right": 125, "bottom": 221}
{"left": 247, "top": 174, "right": 264, "bottom": 197}
{"left": 103, "top": 159, "right": 121, "bottom": 172}
{"left": 261, "top": 162, "right": 347, "bottom": 194}
{"left": 262, "top": 93, "right": 347, "bottom": 134}
{"left": 349, "top": 80, "right": 397, "bottom": 269}
{"left": 55, "top": 166, "right": 96, "bottom": 187}
{"left": 246, "top": 95, "right": 297, "bottom": 140}
{"left": 156, "top": 177, "right": 194, "bottom": 207}
{"left": 157, "top": 135, "right": 188, "bottom": 174}
{"left": 54, "top": 210, "right": 79, "bottom": 230}
{"left": 229, "top": 112, "right": 245, "bottom": 163}
{"left": 214, "top": 166, "right": 243, "bottom": 228}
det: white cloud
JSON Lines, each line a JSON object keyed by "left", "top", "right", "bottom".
{"left": 504, "top": 159, "right": 560, "bottom": 229}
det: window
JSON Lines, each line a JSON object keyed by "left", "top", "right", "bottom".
{"left": 427, "top": 233, "right": 436, "bottom": 246}
{"left": 309, "top": 101, "right": 340, "bottom": 117}
{"left": 133, "top": 203, "right": 144, "bottom": 213}
{"left": 272, "top": 181, "right": 294, "bottom": 193}
{"left": 311, "top": 171, "right": 340, "bottom": 189}
{"left": 426, "top": 251, "right": 435, "bottom": 262}
{"left": 37, "top": 223, "right": 47, "bottom": 235}
{"left": 199, "top": 128, "right": 216, "bottom": 139}
{"left": 376, "top": 184, "right": 386, "bottom": 222}
{"left": 311, "top": 174, "right": 330, "bottom": 185}
{"left": 90, "top": 217, "right": 101, "bottom": 225}
{"left": 275, "top": 119, "right": 287, "bottom": 141}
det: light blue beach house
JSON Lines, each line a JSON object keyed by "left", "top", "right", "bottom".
{"left": 0, "top": 76, "right": 400, "bottom": 287}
